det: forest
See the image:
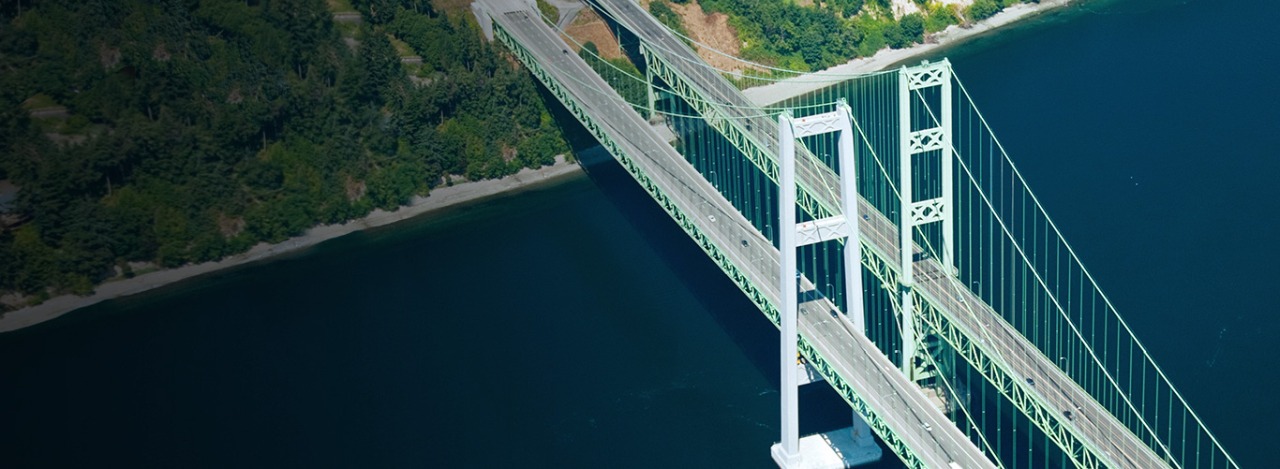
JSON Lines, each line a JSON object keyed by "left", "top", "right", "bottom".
{"left": 0, "top": 0, "right": 569, "bottom": 306}
{"left": 0, "top": 0, "right": 1037, "bottom": 308}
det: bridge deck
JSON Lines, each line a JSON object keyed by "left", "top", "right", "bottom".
{"left": 911, "top": 258, "right": 1166, "bottom": 468}
{"left": 592, "top": 0, "right": 846, "bottom": 219}
{"left": 588, "top": 0, "right": 1168, "bottom": 467}
{"left": 483, "top": 4, "right": 993, "bottom": 468}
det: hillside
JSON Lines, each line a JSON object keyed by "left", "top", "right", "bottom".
{"left": 0, "top": 0, "right": 569, "bottom": 308}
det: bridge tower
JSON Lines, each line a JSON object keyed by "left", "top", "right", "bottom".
{"left": 898, "top": 60, "right": 954, "bottom": 383}
{"left": 772, "top": 101, "right": 871, "bottom": 467}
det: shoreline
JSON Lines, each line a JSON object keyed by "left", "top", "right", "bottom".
{"left": 0, "top": 156, "right": 583, "bottom": 333}
{"left": 743, "top": 0, "right": 1078, "bottom": 105}
{"left": 1, "top": 0, "right": 1081, "bottom": 334}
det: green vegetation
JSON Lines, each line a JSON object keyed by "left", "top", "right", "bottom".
{"left": 922, "top": 2, "right": 960, "bottom": 33}
{"left": 20, "top": 94, "right": 58, "bottom": 109}
{"left": 701, "top": 0, "right": 863, "bottom": 71}
{"left": 648, "top": 0, "right": 693, "bottom": 48}
{"left": 886, "top": 12, "right": 925, "bottom": 49}
{"left": 0, "top": 0, "right": 568, "bottom": 305}
{"left": 578, "top": 42, "right": 647, "bottom": 114}
{"left": 967, "top": 0, "right": 1002, "bottom": 21}
{"left": 967, "top": 0, "right": 1038, "bottom": 22}
{"left": 327, "top": 0, "right": 357, "bottom": 12}
{"left": 536, "top": 0, "right": 558, "bottom": 22}
{"left": 693, "top": 0, "right": 1037, "bottom": 72}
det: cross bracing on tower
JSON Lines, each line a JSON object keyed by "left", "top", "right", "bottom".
{"left": 472, "top": 1, "right": 1241, "bottom": 466}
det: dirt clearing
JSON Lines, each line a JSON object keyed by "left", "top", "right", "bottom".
{"left": 561, "top": 9, "right": 625, "bottom": 60}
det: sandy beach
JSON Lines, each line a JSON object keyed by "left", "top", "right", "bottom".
{"left": 743, "top": 0, "right": 1077, "bottom": 105}
{"left": 1, "top": 0, "right": 1078, "bottom": 334}
{"left": 0, "top": 156, "right": 582, "bottom": 333}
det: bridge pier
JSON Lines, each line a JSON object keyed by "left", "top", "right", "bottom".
{"left": 771, "top": 420, "right": 882, "bottom": 469}
{"left": 480, "top": 2, "right": 1218, "bottom": 461}
{"left": 478, "top": 3, "right": 1211, "bottom": 465}
{"left": 779, "top": 365, "right": 882, "bottom": 468}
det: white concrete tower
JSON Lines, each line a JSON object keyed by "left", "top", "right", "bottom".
{"left": 772, "top": 100, "right": 870, "bottom": 468}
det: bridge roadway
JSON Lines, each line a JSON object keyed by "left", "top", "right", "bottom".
{"left": 587, "top": 1, "right": 1170, "bottom": 467}
{"left": 483, "top": 3, "right": 993, "bottom": 467}
{"left": 589, "top": 0, "right": 845, "bottom": 212}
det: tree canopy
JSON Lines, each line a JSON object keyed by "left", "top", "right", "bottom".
{"left": 695, "top": 0, "right": 1034, "bottom": 71}
{"left": 0, "top": 0, "right": 568, "bottom": 304}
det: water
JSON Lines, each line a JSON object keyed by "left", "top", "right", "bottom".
{"left": 2, "top": 0, "right": 1276, "bottom": 466}
{"left": 0, "top": 161, "right": 798, "bottom": 467}
{"left": 920, "top": 1, "right": 1279, "bottom": 465}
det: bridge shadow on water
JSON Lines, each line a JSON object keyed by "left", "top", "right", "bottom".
{"left": 576, "top": 144, "right": 778, "bottom": 382}
{"left": 574, "top": 142, "right": 904, "bottom": 467}
{"left": 536, "top": 39, "right": 906, "bottom": 457}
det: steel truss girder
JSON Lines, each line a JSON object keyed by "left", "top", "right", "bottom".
{"left": 861, "top": 249, "right": 937, "bottom": 380}
{"left": 639, "top": 43, "right": 907, "bottom": 281}
{"left": 796, "top": 331, "right": 930, "bottom": 469}
{"left": 861, "top": 243, "right": 901, "bottom": 289}
{"left": 639, "top": 44, "right": 833, "bottom": 221}
{"left": 638, "top": 42, "right": 958, "bottom": 466}
{"left": 512, "top": 13, "right": 1158, "bottom": 467}
{"left": 493, "top": 28, "right": 761, "bottom": 319}
{"left": 866, "top": 224, "right": 1130, "bottom": 468}
{"left": 494, "top": 23, "right": 931, "bottom": 468}
{"left": 912, "top": 289, "right": 1109, "bottom": 469}
{"left": 639, "top": 44, "right": 899, "bottom": 266}
{"left": 639, "top": 43, "right": 1099, "bottom": 466}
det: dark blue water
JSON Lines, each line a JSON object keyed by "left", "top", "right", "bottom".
{"left": 2, "top": 0, "right": 1275, "bottom": 466}
{"left": 0, "top": 161, "right": 799, "bottom": 467}
{"left": 921, "top": 1, "right": 1279, "bottom": 466}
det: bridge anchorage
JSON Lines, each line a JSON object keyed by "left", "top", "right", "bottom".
{"left": 473, "top": 0, "right": 1242, "bottom": 467}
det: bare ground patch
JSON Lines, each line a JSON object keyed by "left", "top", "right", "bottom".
{"left": 431, "top": 0, "right": 474, "bottom": 15}
{"left": 668, "top": 0, "right": 759, "bottom": 74}
{"left": 561, "top": 9, "right": 624, "bottom": 60}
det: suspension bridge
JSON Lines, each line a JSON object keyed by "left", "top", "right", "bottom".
{"left": 470, "top": 0, "right": 1239, "bottom": 467}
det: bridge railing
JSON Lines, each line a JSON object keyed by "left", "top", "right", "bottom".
{"left": 529, "top": 6, "right": 1237, "bottom": 467}
{"left": 778, "top": 64, "right": 1239, "bottom": 468}
{"left": 687, "top": 52, "right": 1239, "bottom": 467}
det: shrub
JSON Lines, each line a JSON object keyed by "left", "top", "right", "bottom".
{"left": 967, "top": 0, "right": 1001, "bottom": 22}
